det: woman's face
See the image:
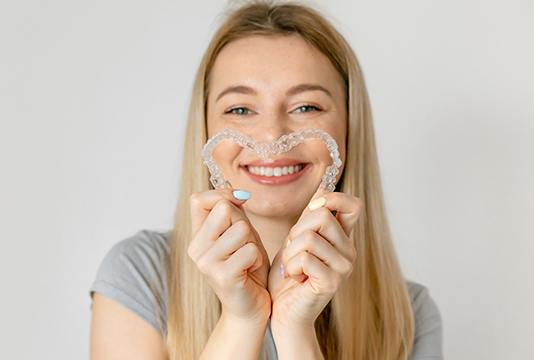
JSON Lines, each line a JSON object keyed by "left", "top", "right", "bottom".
{"left": 206, "top": 34, "right": 347, "bottom": 218}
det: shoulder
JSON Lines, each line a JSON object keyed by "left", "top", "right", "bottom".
{"left": 405, "top": 279, "right": 444, "bottom": 359}
{"left": 107, "top": 228, "right": 171, "bottom": 265}
{"left": 89, "top": 229, "right": 172, "bottom": 336}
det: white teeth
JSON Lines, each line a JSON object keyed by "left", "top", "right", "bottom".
{"left": 247, "top": 164, "right": 304, "bottom": 177}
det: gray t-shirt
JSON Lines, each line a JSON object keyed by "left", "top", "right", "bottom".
{"left": 89, "top": 229, "right": 443, "bottom": 359}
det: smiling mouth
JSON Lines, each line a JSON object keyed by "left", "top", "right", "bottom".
{"left": 244, "top": 163, "right": 307, "bottom": 176}
{"left": 239, "top": 163, "right": 311, "bottom": 185}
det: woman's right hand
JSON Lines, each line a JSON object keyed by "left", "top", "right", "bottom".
{"left": 188, "top": 188, "right": 271, "bottom": 323}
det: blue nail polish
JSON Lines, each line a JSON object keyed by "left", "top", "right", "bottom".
{"left": 232, "top": 189, "right": 251, "bottom": 200}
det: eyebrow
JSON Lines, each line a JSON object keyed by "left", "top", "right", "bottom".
{"left": 215, "top": 83, "right": 333, "bottom": 102}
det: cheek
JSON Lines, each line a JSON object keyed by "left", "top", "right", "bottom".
{"left": 303, "top": 138, "right": 337, "bottom": 166}
{"left": 313, "top": 124, "right": 345, "bottom": 160}
{"left": 211, "top": 142, "right": 242, "bottom": 171}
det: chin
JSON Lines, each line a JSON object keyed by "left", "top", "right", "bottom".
{"left": 242, "top": 197, "right": 304, "bottom": 218}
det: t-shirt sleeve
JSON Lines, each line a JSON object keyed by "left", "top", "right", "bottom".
{"left": 88, "top": 230, "right": 169, "bottom": 336}
{"left": 409, "top": 282, "right": 444, "bottom": 359}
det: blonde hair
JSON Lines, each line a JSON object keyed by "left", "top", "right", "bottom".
{"left": 164, "top": 1, "right": 415, "bottom": 358}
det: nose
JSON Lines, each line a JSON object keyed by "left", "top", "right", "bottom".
{"left": 251, "top": 113, "right": 294, "bottom": 143}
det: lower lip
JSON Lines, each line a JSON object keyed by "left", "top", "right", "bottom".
{"left": 240, "top": 163, "right": 312, "bottom": 186}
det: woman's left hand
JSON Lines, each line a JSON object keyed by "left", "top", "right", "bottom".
{"left": 268, "top": 186, "right": 364, "bottom": 329}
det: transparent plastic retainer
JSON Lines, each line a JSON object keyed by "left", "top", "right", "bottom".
{"left": 201, "top": 128, "right": 342, "bottom": 192}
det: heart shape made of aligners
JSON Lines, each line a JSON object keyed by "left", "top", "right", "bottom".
{"left": 201, "top": 128, "right": 342, "bottom": 192}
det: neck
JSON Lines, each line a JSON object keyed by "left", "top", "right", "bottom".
{"left": 245, "top": 211, "right": 299, "bottom": 265}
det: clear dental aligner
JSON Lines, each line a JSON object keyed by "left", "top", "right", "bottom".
{"left": 201, "top": 128, "right": 342, "bottom": 192}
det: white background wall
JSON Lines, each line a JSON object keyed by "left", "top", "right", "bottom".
{"left": 1, "top": 0, "right": 532, "bottom": 359}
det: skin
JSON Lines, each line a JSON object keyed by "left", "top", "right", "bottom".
{"left": 90, "top": 34, "right": 363, "bottom": 360}
{"left": 205, "top": 34, "right": 363, "bottom": 359}
{"left": 206, "top": 34, "right": 348, "bottom": 264}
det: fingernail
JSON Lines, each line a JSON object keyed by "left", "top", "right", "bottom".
{"left": 279, "top": 263, "right": 285, "bottom": 277}
{"left": 308, "top": 196, "right": 326, "bottom": 211}
{"left": 232, "top": 189, "right": 251, "bottom": 200}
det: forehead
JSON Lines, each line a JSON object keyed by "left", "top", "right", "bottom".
{"left": 208, "top": 34, "right": 344, "bottom": 98}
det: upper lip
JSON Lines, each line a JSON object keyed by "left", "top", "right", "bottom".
{"left": 241, "top": 158, "right": 307, "bottom": 168}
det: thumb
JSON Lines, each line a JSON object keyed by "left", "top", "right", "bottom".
{"left": 310, "top": 183, "right": 327, "bottom": 202}
{"left": 297, "top": 184, "right": 329, "bottom": 222}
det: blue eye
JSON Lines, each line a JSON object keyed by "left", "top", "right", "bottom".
{"left": 225, "top": 107, "right": 252, "bottom": 116}
{"left": 294, "top": 104, "right": 322, "bottom": 113}
{"left": 225, "top": 104, "right": 321, "bottom": 116}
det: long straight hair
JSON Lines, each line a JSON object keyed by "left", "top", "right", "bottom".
{"left": 164, "top": 1, "right": 415, "bottom": 358}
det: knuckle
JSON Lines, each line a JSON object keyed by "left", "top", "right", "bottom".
{"left": 196, "top": 256, "right": 210, "bottom": 274}
{"left": 303, "top": 231, "right": 316, "bottom": 248}
{"left": 235, "top": 220, "right": 251, "bottom": 237}
{"left": 215, "top": 200, "right": 233, "bottom": 217}
{"left": 288, "top": 228, "right": 297, "bottom": 241}
{"left": 299, "top": 251, "right": 312, "bottom": 264}
{"left": 301, "top": 231, "right": 317, "bottom": 250}
{"left": 189, "top": 192, "right": 201, "bottom": 207}
{"left": 243, "top": 241, "right": 258, "bottom": 256}
{"left": 316, "top": 206, "right": 331, "bottom": 219}
{"left": 342, "top": 259, "right": 353, "bottom": 276}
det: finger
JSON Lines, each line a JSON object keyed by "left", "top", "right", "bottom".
{"left": 285, "top": 251, "right": 338, "bottom": 295}
{"left": 287, "top": 207, "right": 355, "bottom": 262}
{"left": 296, "top": 185, "right": 328, "bottom": 223}
{"left": 206, "top": 220, "right": 252, "bottom": 261}
{"left": 296, "top": 190, "right": 363, "bottom": 238}
{"left": 189, "top": 199, "right": 249, "bottom": 259}
{"left": 322, "top": 193, "right": 363, "bottom": 237}
{"left": 282, "top": 230, "right": 353, "bottom": 277}
{"left": 190, "top": 187, "right": 250, "bottom": 236}
{"left": 224, "top": 242, "right": 263, "bottom": 276}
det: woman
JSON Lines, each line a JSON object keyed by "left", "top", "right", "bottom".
{"left": 89, "top": 1, "right": 443, "bottom": 359}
